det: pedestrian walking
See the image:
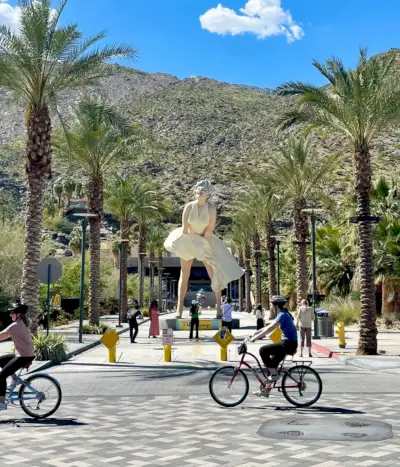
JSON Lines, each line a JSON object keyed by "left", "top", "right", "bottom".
{"left": 128, "top": 298, "right": 142, "bottom": 343}
{"left": 221, "top": 297, "right": 233, "bottom": 333}
{"left": 296, "top": 299, "right": 314, "bottom": 357}
{"left": 148, "top": 299, "right": 160, "bottom": 338}
{"left": 255, "top": 303, "right": 265, "bottom": 331}
{"left": 189, "top": 300, "right": 199, "bottom": 340}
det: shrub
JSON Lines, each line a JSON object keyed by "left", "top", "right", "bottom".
{"left": 323, "top": 297, "right": 361, "bottom": 325}
{"left": 82, "top": 322, "right": 110, "bottom": 335}
{"left": 33, "top": 334, "right": 68, "bottom": 365}
{"left": 43, "top": 212, "right": 74, "bottom": 234}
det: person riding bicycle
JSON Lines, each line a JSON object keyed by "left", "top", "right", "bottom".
{"left": 250, "top": 295, "right": 298, "bottom": 382}
{"left": 0, "top": 302, "right": 35, "bottom": 411}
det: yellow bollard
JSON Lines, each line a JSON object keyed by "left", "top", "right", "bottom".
{"left": 164, "top": 344, "right": 172, "bottom": 362}
{"left": 335, "top": 322, "right": 346, "bottom": 348}
{"left": 109, "top": 345, "right": 117, "bottom": 363}
{"left": 220, "top": 346, "right": 228, "bottom": 361}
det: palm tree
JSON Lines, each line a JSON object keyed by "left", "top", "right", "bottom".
{"left": 63, "top": 178, "right": 76, "bottom": 212}
{"left": 231, "top": 213, "right": 254, "bottom": 313}
{"left": 54, "top": 98, "right": 142, "bottom": 325}
{"left": 243, "top": 176, "right": 286, "bottom": 318}
{"left": 269, "top": 137, "right": 340, "bottom": 308}
{"left": 147, "top": 224, "right": 166, "bottom": 303}
{"left": 104, "top": 176, "right": 141, "bottom": 322}
{"left": 276, "top": 48, "right": 400, "bottom": 354}
{"left": 130, "top": 181, "right": 170, "bottom": 309}
{"left": 0, "top": 0, "right": 136, "bottom": 328}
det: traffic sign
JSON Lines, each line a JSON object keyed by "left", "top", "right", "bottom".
{"left": 270, "top": 327, "right": 282, "bottom": 343}
{"left": 214, "top": 328, "right": 234, "bottom": 349}
{"left": 36, "top": 258, "right": 62, "bottom": 284}
{"left": 100, "top": 329, "right": 120, "bottom": 349}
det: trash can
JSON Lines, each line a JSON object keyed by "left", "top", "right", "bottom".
{"left": 317, "top": 311, "right": 334, "bottom": 337}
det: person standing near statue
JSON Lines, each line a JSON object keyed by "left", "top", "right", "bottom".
{"left": 189, "top": 300, "right": 200, "bottom": 340}
{"left": 164, "top": 180, "right": 244, "bottom": 318}
{"left": 221, "top": 297, "right": 233, "bottom": 333}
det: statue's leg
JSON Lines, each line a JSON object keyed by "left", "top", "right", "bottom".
{"left": 177, "top": 258, "right": 193, "bottom": 318}
{"left": 203, "top": 261, "right": 222, "bottom": 318}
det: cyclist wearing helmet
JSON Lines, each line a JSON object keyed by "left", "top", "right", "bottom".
{"left": 250, "top": 295, "right": 298, "bottom": 382}
{"left": 0, "top": 303, "right": 35, "bottom": 411}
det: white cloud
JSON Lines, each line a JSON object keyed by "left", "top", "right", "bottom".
{"left": 0, "top": 0, "right": 21, "bottom": 31}
{"left": 200, "top": 0, "right": 304, "bottom": 42}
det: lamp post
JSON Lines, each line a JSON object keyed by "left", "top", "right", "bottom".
{"left": 302, "top": 208, "right": 324, "bottom": 340}
{"left": 271, "top": 235, "right": 286, "bottom": 296}
{"left": 73, "top": 213, "right": 98, "bottom": 343}
{"left": 117, "top": 239, "right": 130, "bottom": 328}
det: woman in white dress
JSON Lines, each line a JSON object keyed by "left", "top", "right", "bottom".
{"left": 164, "top": 180, "right": 244, "bottom": 318}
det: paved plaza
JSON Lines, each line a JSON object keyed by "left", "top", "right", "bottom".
{"left": 1, "top": 311, "right": 400, "bottom": 466}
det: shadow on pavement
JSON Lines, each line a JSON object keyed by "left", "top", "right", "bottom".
{"left": 0, "top": 418, "right": 87, "bottom": 427}
{"left": 273, "top": 406, "right": 364, "bottom": 415}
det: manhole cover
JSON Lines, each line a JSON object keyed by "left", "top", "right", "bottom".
{"left": 257, "top": 418, "right": 392, "bottom": 442}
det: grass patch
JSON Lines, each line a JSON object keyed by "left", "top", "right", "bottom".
{"left": 322, "top": 297, "right": 360, "bottom": 325}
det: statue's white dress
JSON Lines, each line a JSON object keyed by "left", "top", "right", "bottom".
{"left": 164, "top": 201, "right": 244, "bottom": 291}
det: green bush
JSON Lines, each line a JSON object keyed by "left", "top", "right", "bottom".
{"left": 323, "top": 297, "right": 361, "bottom": 325}
{"left": 43, "top": 212, "right": 74, "bottom": 234}
{"left": 82, "top": 322, "right": 110, "bottom": 334}
{"left": 51, "top": 309, "right": 70, "bottom": 327}
{"left": 33, "top": 334, "right": 68, "bottom": 364}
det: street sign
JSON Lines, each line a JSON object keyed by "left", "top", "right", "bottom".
{"left": 100, "top": 329, "right": 120, "bottom": 349}
{"left": 36, "top": 258, "right": 62, "bottom": 284}
{"left": 214, "top": 328, "right": 234, "bottom": 349}
{"left": 162, "top": 328, "right": 174, "bottom": 345}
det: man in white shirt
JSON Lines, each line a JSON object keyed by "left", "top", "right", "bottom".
{"left": 296, "top": 299, "right": 315, "bottom": 357}
{"left": 221, "top": 297, "right": 233, "bottom": 333}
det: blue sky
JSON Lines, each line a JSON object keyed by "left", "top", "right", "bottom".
{"left": 1, "top": 0, "right": 399, "bottom": 88}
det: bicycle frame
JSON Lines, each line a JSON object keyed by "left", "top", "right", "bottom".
{"left": 230, "top": 347, "right": 313, "bottom": 391}
{"left": 6, "top": 372, "right": 47, "bottom": 404}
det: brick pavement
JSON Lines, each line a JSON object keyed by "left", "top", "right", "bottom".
{"left": 1, "top": 391, "right": 400, "bottom": 466}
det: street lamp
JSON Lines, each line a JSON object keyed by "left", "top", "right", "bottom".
{"left": 117, "top": 239, "right": 130, "bottom": 328}
{"left": 271, "top": 235, "right": 286, "bottom": 296}
{"left": 302, "top": 208, "right": 324, "bottom": 340}
{"left": 73, "top": 213, "right": 98, "bottom": 343}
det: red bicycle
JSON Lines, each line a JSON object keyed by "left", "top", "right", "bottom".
{"left": 209, "top": 338, "right": 323, "bottom": 408}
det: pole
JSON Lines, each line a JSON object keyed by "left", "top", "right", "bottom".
{"left": 78, "top": 219, "right": 87, "bottom": 344}
{"left": 46, "top": 264, "right": 52, "bottom": 336}
{"left": 311, "top": 212, "right": 320, "bottom": 339}
{"left": 276, "top": 241, "right": 281, "bottom": 296}
{"left": 118, "top": 242, "right": 123, "bottom": 327}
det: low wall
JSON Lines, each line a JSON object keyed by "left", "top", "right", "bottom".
{"left": 160, "top": 317, "right": 240, "bottom": 331}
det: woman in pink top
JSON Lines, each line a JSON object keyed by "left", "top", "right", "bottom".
{"left": 0, "top": 303, "right": 35, "bottom": 411}
{"left": 148, "top": 300, "right": 160, "bottom": 338}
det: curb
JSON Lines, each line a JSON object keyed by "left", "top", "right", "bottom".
{"left": 312, "top": 342, "right": 343, "bottom": 361}
{"left": 30, "top": 312, "right": 173, "bottom": 374}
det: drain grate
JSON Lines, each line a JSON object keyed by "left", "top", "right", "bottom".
{"left": 257, "top": 418, "right": 393, "bottom": 442}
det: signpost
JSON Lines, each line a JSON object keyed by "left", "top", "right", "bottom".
{"left": 100, "top": 329, "right": 120, "bottom": 363}
{"left": 36, "top": 258, "right": 62, "bottom": 336}
{"left": 214, "top": 328, "right": 234, "bottom": 361}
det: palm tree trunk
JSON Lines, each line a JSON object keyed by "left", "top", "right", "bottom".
{"left": 294, "top": 198, "right": 309, "bottom": 307}
{"left": 158, "top": 255, "right": 164, "bottom": 311}
{"left": 238, "top": 249, "right": 244, "bottom": 312}
{"left": 120, "top": 220, "right": 129, "bottom": 323}
{"left": 253, "top": 230, "right": 262, "bottom": 306}
{"left": 382, "top": 277, "right": 400, "bottom": 314}
{"left": 21, "top": 105, "right": 52, "bottom": 332}
{"left": 266, "top": 221, "right": 277, "bottom": 319}
{"left": 354, "top": 143, "right": 377, "bottom": 355}
{"left": 138, "top": 224, "right": 147, "bottom": 308}
{"left": 149, "top": 250, "right": 156, "bottom": 302}
{"left": 88, "top": 175, "right": 103, "bottom": 326}
{"left": 244, "top": 243, "right": 251, "bottom": 312}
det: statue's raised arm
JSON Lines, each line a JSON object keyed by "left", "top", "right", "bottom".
{"left": 164, "top": 179, "right": 244, "bottom": 318}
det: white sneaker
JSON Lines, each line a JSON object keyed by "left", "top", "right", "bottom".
{"left": 0, "top": 402, "right": 8, "bottom": 411}
{"left": 253, "top": 387, "right": 271, "bottom": 397}
{"left": 267, "top": 374, "right": 280, "bottom": 382}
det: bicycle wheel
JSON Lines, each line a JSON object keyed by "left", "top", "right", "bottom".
{"left": 19, "top": 374, "right": 62, "bottom": 419}
{"left": 209, "top": 366, "right": 249, "bottom": 407}
{"left": 281, "top": 366, "right": 322, "bottom": 408}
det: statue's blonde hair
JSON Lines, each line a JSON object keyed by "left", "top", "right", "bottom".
{"left": 194, "top": 179, "right": 213, "bottom": 193}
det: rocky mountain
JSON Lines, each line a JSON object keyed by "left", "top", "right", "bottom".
{"left": 0, "top": 50, "right": 400, "bottom": 225}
